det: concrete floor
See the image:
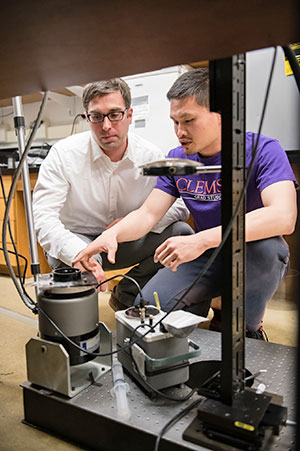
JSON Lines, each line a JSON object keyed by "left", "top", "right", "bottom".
{"left": 0, "top": 273, "right": 298, "bottom": 451}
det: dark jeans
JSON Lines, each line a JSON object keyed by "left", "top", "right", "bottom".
{"left": 136, "top": 236, "right": 290, "bottom": 331}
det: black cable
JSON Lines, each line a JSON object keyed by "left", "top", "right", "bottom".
{"left": 1, "top": 92, "right": 48, "bottom": 312}
{"left": 154, "top": 397, "right": 204, "bottom": 451}
{"left": 0, "top": 111, "right": 13, "bottom": 118}
{"left": 0, "top": 248, "right": 28, "bottom": 283}
{"left": 96, "top": 273, "right": 145, "bottom": 301}
{"left": 0, "top": 167, "right": 25, "bottom": 283}
{"left": 70, "top": 113, "right": 85, "bottom": 135}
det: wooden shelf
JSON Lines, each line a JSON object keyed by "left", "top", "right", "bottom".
{"left": 0, "top": 172, "right": 51, "bottom": 277}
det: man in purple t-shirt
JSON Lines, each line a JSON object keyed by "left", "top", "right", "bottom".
{"left": 74, "top": 68, "right": 297, "bottom": 339}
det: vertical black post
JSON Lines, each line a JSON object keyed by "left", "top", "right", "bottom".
{"left": 209, "top": 55, "right": 246, "bottom": 405}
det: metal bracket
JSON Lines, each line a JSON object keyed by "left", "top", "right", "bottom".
{"left": 131, "top": 339, "right": 200, "bottom": 374}
{"left": 131, "top": 344, "right": 146, "bottom": 379}
{"left": 26, "top": 322, "right": 112, "bottom": 397}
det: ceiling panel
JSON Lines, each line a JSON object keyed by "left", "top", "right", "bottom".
{"left": 0, "top": 0, "right": 299, "bottom": 100}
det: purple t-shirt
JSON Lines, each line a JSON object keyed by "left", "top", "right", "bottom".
{"left": 155, "top": 132, "right": 297, "bottom": 233}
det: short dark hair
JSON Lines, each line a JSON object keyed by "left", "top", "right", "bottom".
{"left": 82, "top": 78, "right": 131, "bottom": 111}
{"left": 167, "top": 68, "right": 209, "bottom": 109}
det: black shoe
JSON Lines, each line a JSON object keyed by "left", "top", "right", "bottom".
{"left": 210, "top": 310, "right": 269, "bottom": 342}
{"left": 246, "top": 326, "right": 269, "bottom": 341}
{"left": 108, "top": 291, "right": 128, "bottom": 312}
{"left": 209, "top": 317, "right": 222, "bottom": 332}
{"left": 209, "top": 309, "right": 222, "bottom": 332}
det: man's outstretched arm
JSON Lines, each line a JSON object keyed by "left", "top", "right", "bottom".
{"left": 73, "top": 189, "right": 176, "bottom": 270}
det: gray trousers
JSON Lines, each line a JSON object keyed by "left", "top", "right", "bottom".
{"left": 46, "top": 221, "right": 194, "bottom": 307}
{"left": 135, "top": 236, "right": 290, "bottom": 331}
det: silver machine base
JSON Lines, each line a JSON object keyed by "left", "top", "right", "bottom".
{"left": 22, "top": 329, "right": 297, "bottom": 451}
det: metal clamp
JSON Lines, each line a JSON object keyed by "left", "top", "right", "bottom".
{"left": 131, "top": 339, "right": 200, "bottom": 378}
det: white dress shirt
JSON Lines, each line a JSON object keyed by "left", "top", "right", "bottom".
{"left": 33, "top": 131, "right": 189, "bottom": 266}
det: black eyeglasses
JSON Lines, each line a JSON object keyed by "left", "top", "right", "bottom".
{"left": 86, "top": 109, "right": 128, "bottom": 124}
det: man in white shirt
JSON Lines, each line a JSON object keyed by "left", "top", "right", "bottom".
{"left": 32, "top": 78, "right": 191, "bottom": 310}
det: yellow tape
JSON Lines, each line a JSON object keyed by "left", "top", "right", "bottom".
{"left": 284, "top": 42, "right": 300, "bottom": 76}
{"left": 153, "top": 291, "right": 161, "bottom": 310}
{"left": 234, "top": 421, "right": 255, "bottom": 432}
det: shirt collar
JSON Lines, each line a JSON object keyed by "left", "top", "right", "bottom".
{"left": 91, "top": 134, "right": 104, "bottom": 161}
{"left": 125, "top": 134, "right": 136, "bottom": 164}
{"left": 90, "top": 133, "right": 135, "bottom": 164}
